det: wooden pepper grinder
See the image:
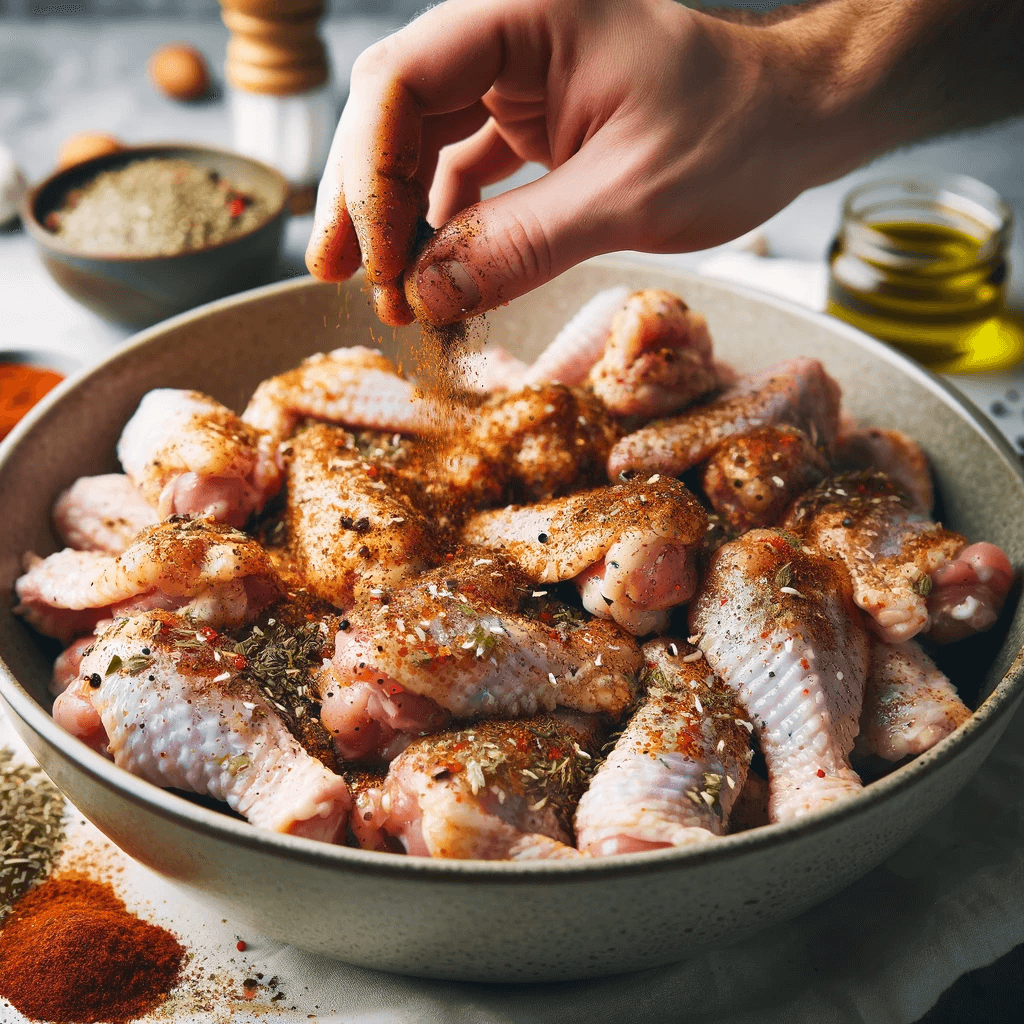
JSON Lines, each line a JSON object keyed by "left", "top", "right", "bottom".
{"left": 219, "top": 0, "right": 336, "bottom": 214}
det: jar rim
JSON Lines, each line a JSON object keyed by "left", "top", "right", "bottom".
{"left": 839, "top": 173, "right": 1012, "bottom": 269}
{"left": 842, "top": 173, "right": 1012, "bottom": 229}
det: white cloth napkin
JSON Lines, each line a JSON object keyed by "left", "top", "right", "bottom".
{"left": 5, "top": 250, "right": 1024, "bottom": 1024}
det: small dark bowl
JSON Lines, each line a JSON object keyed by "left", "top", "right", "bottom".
{"left": 21, "top": 143, "right": 288, "bottom": 330}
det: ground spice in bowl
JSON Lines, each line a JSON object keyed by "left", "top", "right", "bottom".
{"left": 45, "top": 157, "right": 272, "bottom": 257}
{"left": 0, "top": 363, "right": 65, "bottom": 442}
{"left": 0, "top": 874, "right": 186, "bottom": 1023}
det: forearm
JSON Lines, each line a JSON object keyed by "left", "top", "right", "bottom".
{"left": 708, "top": 0, "right": 1024, "bottom": 184}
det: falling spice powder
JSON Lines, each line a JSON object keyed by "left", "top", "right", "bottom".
{"left": 0, "top": 874, "right": 186, "bottom": 1023}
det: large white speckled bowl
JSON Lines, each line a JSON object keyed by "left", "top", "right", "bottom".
{"left": 1, "top": 260, "right": 1023, "bottom": 982}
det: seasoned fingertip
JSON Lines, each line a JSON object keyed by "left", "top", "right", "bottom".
{"left": 404, "top": 258, "right": 483, "bottom": 325}
{"left": 373, "top": 282, "right": 415, "bottom": 326}
{"left": 305, "top": 210, "right": 362, "bottom": 282}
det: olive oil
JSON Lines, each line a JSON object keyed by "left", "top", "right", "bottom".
{"left": 827, "top": 176, "right": 1021, "bottom": 372}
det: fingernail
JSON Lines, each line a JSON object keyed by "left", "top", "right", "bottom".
{"left": 411, "top": 260, "right": 482, "bottom": 323}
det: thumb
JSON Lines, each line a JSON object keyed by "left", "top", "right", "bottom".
{"left": 403, "top": 156, "right": 626, "bottom": 325}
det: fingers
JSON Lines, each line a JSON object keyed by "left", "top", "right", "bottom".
{"left": 305, "top": 125, "right": 362, "bottom": 282}
{"left": 428, "top": 119, "right": 526, "bottom": 227}
{"left": 339, "top": 1, "right": 546, "bottom": 324}
{"left": 404, "top": 152, "right": 628, "bottom": 325}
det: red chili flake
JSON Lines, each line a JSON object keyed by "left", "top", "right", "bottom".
{"left": 236, "top": 939, "right": 247, "bottom": 952}
{"left": 232, "top": 654, "right": 247, "bottom": 670}
{"left": 816, "top": 769, "right": 826, "bottom": 778}
{"left": 228, "top": 197, "right": 245, "bottom": 218}
{"left": 366, "top": 466, "right": 378, "bottom": 478}
{"left": 199, "top": 626, "right": 218, "bottom": 641}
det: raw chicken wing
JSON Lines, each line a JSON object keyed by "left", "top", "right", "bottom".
{"left": 586, "top": 289, "right": 720, "bottom": 419}
{"left": 574, "top": 639, "right": 751, "bottom": 856}
{"left": 319, "top": 555, "right": 642, "bottom": 760}
{"left": 832, "top": 426, "right": 934, "bottom": 515}
{"left": 53, "top": 611, "right": 350, "bottom": 841}
{"left": 14, "top": 517, "right": 281, "bottom": 643}
{"left": 783, "top": 471, "right": 971, "bottom": 643}
{"left": 608, "top": 357, "right": 842, "bottom": 477}
{"left": 118, "top": 389, "right": 281, "bottom": 527}
{"left": 468, "top": 383, "right": 620, "bottom": 502}
{"left": 352, "top": 712, "right": 603, "bottom": 859}
{"left": 282, "top": 423, "right": 442, "bottom": 609}
{"left": 523, "top": 286, "right": 630, "bottom": 387}
{"left": 52, "top": 474, "right": 159, "bottom": 553}
{"left": 690, "top": 529, "right": 870, "bottom": 821}
{"left": 462, "top": 476, "right": 707, "bottom": 635}
{"left": 242, "top": 346, "right": 458, "bottom": 444}
{"left": 855, "top": 639, "right": 971, "bottom": 762}
{"left": 701, "top": 424, "right": 828, "bottom": 532}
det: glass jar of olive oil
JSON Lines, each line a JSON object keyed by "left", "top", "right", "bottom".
{"left": 828, "top": 175, "right": 1022, "bottom": 373}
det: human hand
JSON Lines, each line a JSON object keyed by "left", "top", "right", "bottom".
{"left": 305, "top": 0, "right": 847, "bottom": 326}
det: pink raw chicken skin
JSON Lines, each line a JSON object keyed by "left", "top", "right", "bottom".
{"left": 574, "top": 639, "right": 751, "bottom": 856}
{"left": 52, "top": 474, "right": 159, "bottom": 554}
{"left": 350, "top": 711, "right": 601, "bottom": 859}
{"left": 927, "top": 542, "right": 1013, "bottom": 643}
{"left": 690, "top": 529, "right": 870, "bottom": 822}
{"left": 318, "top": 660, "right": 450, "bottom": 762}
{"left": 13, "top": 518, "right": 282, "bottom": 644}
{"left": 461, "top": 476, "right": 708, "bottom": 635}
{"left": 607, "top": 356, "right": 842, "bottom": 477}
{"left": 318, "top": 555, "right": 641, "bottom": 763}
{"left": 856, "top": 639, "right": 971, "bottom": 762}
{"left": 54, "top": 611, "right": 350, "bottom": 841}
{"left": 117, "top": 389, "right": 282, "bottom": 527}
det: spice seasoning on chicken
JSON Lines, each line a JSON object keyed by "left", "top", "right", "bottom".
{"left": 0, "top": 874, "right": 185, "bottom": 1023}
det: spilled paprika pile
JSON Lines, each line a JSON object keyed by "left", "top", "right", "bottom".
{"left": 0, "top": 874, "right": 185, "bottom": 1023}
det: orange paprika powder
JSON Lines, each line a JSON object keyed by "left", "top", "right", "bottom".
{"left": 0, "top": 363, "right": 64, "bottom": 441}
{"left": 0, "top": 874, "right": 185, "bottom": 1023}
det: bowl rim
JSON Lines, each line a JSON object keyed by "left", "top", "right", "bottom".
{"left": 19, "top": 141, "right": 290, "bottom": 264}
{"left": 2, "top": 262, "right": 1023, "bottom": 884}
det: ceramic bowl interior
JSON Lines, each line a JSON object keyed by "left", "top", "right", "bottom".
{"left": 21, "top": 143, "right": 288, "bottom": 330}
{"left": 1, "top": 261, "right": 1023, "bottom": 983}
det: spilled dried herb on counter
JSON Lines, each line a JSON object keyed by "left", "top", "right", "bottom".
{"left": 0, "top": 747, "right": 65, "bottom": 920}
